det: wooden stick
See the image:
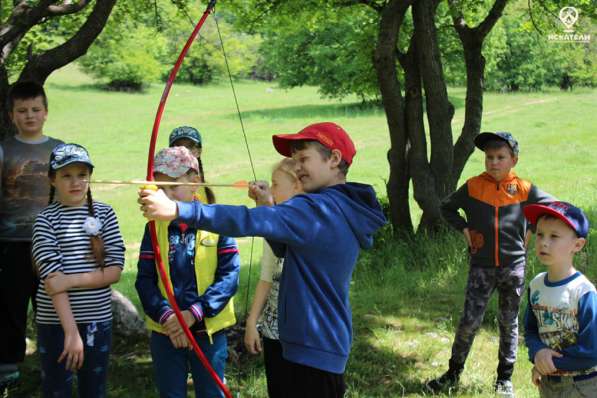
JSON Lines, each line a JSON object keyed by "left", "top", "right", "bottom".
{"left": 91, "top": 179, "right": 249, "bottom": 188}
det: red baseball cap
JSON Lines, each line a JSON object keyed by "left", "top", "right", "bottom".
{"left": 272, "top": 122, "right": 356, "bottom": 165}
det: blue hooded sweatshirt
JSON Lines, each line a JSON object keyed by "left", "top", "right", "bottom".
{"left": 177, "top": 182, "right": 387, "bottom": 373}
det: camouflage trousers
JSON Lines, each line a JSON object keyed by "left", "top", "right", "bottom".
{"left": 449, "top": 264, "right": 525, "bottom": 379}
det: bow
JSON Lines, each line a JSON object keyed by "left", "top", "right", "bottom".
{"left": 145, "top": 1, "right": 232, "bottom": 397}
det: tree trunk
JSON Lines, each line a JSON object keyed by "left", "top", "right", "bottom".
{"left": 449, "top": 0, "right": 508, "bottom": 188}
{"left": 451, "top": 35, "right": 484, "bottom": 188}
{"left": 373, "top": 0, "right": 413, "bottom": 236}
{"left": 0, "top": 67, "right": 14, "bottom": 138}
{"left": 411, "top": 0, "right": 454, "bottom": 232}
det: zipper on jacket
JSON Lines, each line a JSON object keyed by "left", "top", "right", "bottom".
{"left": 494, "top": 206, "right": 500, "bottom": 266}
{"left": 494, "top": 181, "right": 500, "bottom": 266}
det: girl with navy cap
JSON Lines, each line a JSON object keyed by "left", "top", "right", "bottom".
{"left": 32, "top": 143, "right": 125, "bottom": 398}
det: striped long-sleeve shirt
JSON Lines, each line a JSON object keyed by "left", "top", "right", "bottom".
{"left": 32, "top": 201, "right": 125, "bottom": 324}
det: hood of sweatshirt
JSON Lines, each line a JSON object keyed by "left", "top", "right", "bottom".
{"left": 322, "top": 182, "right": 387, "bottom": 249}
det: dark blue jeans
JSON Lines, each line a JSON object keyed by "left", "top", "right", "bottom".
{"left": 150, "top": 331, "right": 228, "bottom": 398}
{"left": 37, "top": 321, "right": 112, "bottom": 398}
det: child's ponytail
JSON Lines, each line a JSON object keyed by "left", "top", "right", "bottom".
{"left": 86, "top": 187, "right": 107, "bottom": 268}
{"left": 197, "top": 157, "right": 216, "bottom": 204}
{"left": 48, "top": 185, "right": 55, "bottom": 205}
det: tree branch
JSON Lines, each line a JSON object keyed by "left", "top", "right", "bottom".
{"left": 19, "top": 0, "right": 117, "bottom": 83}
{"left": 477, "top": 0, "right": 508, "bottom": 38}
{"left": 447, "top": 0, "right": 467, "bottom": 32}
{"left": 0, "top": 1, "right": 53, "bottom": 48}
{"left": 527, "top": 0, "right": 544, "bottom": 35}
{"left": 448, "top": 0, "right": 508, "bottom": 40}
{"left": 47, "top": 0, "right": 91, "bottom": 17}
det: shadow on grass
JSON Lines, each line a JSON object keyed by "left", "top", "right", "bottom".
{"left": 46, "top": 82, "right": 148, "bottom": 95}
{"left": 237, "top": 94, "right": 465, "bottom": 121}
{"left": 238, "top": 102, "right": 385, "bottom": 120}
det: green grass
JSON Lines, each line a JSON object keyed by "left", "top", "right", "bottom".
{"left": 7, "top": 65, "right": 597, "bottom": 397}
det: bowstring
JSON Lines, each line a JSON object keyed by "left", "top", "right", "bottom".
{"left": 179, "top": 4, "right": 259, "bottom": 323}
{"left": 212, "top": 8, "right": 258, "bottom": 323}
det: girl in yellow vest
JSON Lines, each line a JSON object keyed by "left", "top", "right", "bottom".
{"left": 135, "top": 146, "right": 239, "bottom": 398}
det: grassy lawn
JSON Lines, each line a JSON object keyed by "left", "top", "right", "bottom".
{"left": 7, "top": 65, "right": 597, "bottom": 397}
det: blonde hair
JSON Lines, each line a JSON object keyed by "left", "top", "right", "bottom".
{"left": 272, "top": 158, "right": 299, "bottom": 182}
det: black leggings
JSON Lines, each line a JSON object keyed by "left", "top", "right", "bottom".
{"left": 0, "top": 242, "right": 37, "bottom": 363}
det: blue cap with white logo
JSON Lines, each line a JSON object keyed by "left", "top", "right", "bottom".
{"left": 49, "top": 143, "right": 94, "bottom": 172}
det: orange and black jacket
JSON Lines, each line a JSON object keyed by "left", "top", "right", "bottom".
{"left": 441, "top": 172, "right": 553, "bottom": 268}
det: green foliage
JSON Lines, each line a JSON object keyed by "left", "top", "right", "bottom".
{"left": 161, "top": 11, "right": 263, "bottom": 85}
{"left": 484, "top": 9, "right": 596, "bottom": 91}
{"left": 230, "top": 0, "right": 595, "bottom": 99}
{"left": 238, "top": 3, "right": 380, "bottom": 100}
{"left": 76, "top": 1, "right": 263, "bottom": 89}
{"left": 79, "top": 24, "right": 168, "bottom": 90}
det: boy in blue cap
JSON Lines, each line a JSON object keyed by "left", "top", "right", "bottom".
{"left": 523, "top": 201, "right": 597, "bottom": 397}
{"left": 428, "top": 131, "right": 553, "bottom": 396}
{"left": 139, "top": 122, "right": 387, "bottom": 398}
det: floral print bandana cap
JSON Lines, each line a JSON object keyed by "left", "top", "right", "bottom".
{"left": 153, "top": 146, "right": 199, "bottom": 178}
{"left": 50, "top": 143, "right": 94, "bottom": 171}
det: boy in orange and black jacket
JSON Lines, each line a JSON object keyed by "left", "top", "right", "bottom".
{"left": 427, "top": 132, "right": 553, "bottom": 397}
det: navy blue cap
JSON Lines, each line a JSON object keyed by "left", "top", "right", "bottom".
{"left": 169, "top": 126, "right": 202, "bottom": 147}
{"left": 474, "top": 131, "right": 519, "bottom": 155}
{"left": 49, "top": 143, "right": 94, "bottom": 171}
{"left": 524, "top": 201, "right": 589, "bottom": 238}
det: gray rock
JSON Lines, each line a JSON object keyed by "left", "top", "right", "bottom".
{"left": 111, "top": 290, "right": 148, "bottom": 339}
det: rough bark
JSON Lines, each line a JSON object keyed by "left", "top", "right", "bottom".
{"left": 399, "top": 39, "right": 441, "bottom": 234}
{"left": 411, "top": 0, "right": 454, "bottom": 231}
{"left": 449, "top": 0, "right": 509, "bottom": 188}
{"left": 372, "top": 0, "right": 413, "bottom": 236}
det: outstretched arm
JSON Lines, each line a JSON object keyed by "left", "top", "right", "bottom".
{"left": 139, "top": 188, "right": 317, "bottom": 246}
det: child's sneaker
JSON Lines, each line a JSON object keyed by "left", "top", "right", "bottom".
{"left": 426, "top": 370, "right": 460, "bottom": 393}
{"left": 495, "top": 379, "right": 515, "bottom": 397}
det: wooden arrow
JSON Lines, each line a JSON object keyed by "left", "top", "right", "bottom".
{"left": 91, "top": 179, "right": 248, "bottom": 188}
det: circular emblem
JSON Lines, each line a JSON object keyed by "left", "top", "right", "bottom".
{"left": 559, "top": 7, "right": 579, "bottom": 32}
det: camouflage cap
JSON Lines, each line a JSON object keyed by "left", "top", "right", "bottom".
{"left": 474, "top": 131, "right": 519, "bottom": 155}
{"left": 169, "top": 126, "right": 202, "bottom": 147}
{"left": 49, "top": 143, "right": 94, "bottom": 171}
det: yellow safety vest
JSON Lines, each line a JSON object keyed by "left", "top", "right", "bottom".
{"left": 145, "top": 215, "right": 236, "bottom": 343}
